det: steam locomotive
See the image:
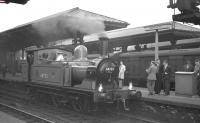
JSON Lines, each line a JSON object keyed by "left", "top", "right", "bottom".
{"left": 0, "top": 45, "right": 141, "bottom": 112}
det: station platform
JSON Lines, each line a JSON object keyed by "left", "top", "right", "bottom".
{"left": 0, "top": 111, "right": 25, "bottom": 123}
{"left": 133, "top": 87, "right": 200, "bottom": 109}
{"left": 0, "top": 73, "right": 200, "bottom": 109}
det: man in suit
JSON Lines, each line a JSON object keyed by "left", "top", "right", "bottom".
{"left": 155, "top": 59, "right": 164, "bottom": 94}
{"left": 183, "top": 60, "right": 194, "bottom": 72}
{"left": 162, "top": 60, "right": 171, "bottom": 96}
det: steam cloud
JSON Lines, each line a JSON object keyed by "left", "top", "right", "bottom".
{"left": 32, "top": 15, "right": 105, "bottom": 41}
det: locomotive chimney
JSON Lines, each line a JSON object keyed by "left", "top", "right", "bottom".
{"left": 72, "top": 31, "right": 88, "bottom": 61}
{"left": 72, "top": 31, "right": 85, "bottom": 45}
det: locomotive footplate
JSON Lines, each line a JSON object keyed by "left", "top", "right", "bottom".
{"left": 95, "top": 88, "right": 142, "bottom": 103}
{"left": 113, "top": 88, "right": 142, "bottom": 100}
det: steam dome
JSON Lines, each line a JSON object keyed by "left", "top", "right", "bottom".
{"left": 74, "top": 45, "right": 88, "bottom": 61}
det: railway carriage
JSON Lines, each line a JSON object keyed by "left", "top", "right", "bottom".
{"left": 118, "top": 48, "right": 200, "bottom": 89}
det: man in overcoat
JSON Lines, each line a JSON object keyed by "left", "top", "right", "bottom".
{"left": 146, "top": 61, "right": 157, "bottom": 95}
{"left": 162, "top": 60, "right": 171, "bottom": 96}
{"left": 118, "top": 61, "right": 126, "bottom": 88}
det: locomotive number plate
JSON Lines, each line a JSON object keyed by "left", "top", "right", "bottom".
{"left": 40, "top": 73, "right": 48, "bottom": 78}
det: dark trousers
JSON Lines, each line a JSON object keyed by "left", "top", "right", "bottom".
{"left": 2, "top": 71, "right": 6, "bottom": 78}
{"left": 163, "top": 77, "right": 170, "bottom": 95}
{"left": 197, "top": 80, "right": 200, "bottom": 96}
{"left": 118, "top": 79, "right": 124, "bottom": 88}
{"left": 155, "top": 74, "right": 163, "bottom": 94}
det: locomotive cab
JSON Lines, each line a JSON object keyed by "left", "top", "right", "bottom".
{"left": 27, "top": 48, "right": 73, "bottom": 86}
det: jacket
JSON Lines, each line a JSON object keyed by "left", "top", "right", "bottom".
{"left": 163, "top": 65, "right": 171, "bottom": 80}
{"left": 183, "top": 64, "right": 194, "bottom": 72}
{"left": 146, "top": 65, "right": 157, "bottom": 80}
{"left": 194, "top": 64, "right": 200, "bottom": 79}
{"left": 118, "top": 64, "right": 126, "bottom": 79}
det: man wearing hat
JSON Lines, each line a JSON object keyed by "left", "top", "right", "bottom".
{"left": 155, "top": 59, "right": 164, "bottom": 94}
{"left": 146, "top": 61, "right": 157, "bottom": 95}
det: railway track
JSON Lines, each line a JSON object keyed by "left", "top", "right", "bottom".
{"left": 0, "top": 83, "right": 164, "bottom": 123}
{"left": 0, "top": 97, "right": 83, "bottom": 123}
{"left": 0, "top": 102, "right": 55, "bottom": 123}
{"left": 0, "top": 96, "right": 165, "bottom": 123}
{"left": 0, "top": 96, "right": 107, "bottom": 123}
{"left": 110, "top": 110, "right": 163, "bottom": 123}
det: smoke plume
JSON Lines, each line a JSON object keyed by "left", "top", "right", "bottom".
{"left": 32, "top": 15, "right": 105, "bottom": 42}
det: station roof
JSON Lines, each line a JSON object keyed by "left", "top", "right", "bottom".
{"left": 81, "top": 21, "right": 200, "bottom": 47}
{"left": 0, "top": 7, "right": 129, "bottom": 51}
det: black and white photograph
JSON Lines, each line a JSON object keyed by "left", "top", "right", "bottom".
{"left": 0, "top": 0, "right": 200, "bottom": 123}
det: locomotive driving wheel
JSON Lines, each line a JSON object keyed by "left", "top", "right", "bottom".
{"left": 51, "top": 95, "right": 63, "bottom": 107}
{"left": 72, "top": 97, "right": 90, "bottom": 113}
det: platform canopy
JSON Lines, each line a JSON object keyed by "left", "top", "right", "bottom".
{"left": 79, "top": 21, "right": 200, "bottom": 47}
{"left": 0, "top": 7, "right": 129, "bottom": 51}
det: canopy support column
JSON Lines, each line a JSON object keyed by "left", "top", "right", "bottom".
{"left": 155, "top": 29, "right": 159, "bottom": 61}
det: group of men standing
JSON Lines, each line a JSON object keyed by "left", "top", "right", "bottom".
{"left": 117, "top": 58, "right": 200, "bottom": 97}
{"left": 155, "top": 59, "right": 172, "bottom": 95}
{"left": 146, "top": 59, "right": 171, "bottom": 96}
{"left": 146, "top": 58, "right": 200, "bottom": 96}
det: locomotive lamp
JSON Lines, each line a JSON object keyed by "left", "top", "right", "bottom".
{"left": 98, "top": 83, "right": 103, "bottom": 92}
{"left": 128, "top": 82, "right": 133, "bottom": 90}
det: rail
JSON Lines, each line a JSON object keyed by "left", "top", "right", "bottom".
{"left": 0, "top": 102, "right": 56, "bottom": 123}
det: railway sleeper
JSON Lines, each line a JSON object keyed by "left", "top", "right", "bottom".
{"left": 115, "top": 98, "right": 132, "bottom": 111}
